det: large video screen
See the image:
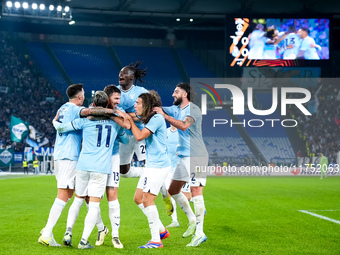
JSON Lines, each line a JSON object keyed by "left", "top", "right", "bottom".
{"left": 227, "top": 17, "right": 330, "bottom": 67}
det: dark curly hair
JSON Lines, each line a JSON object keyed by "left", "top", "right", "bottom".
{"left": 126, "top": 61, "right": 147, "bottom": 85}
{"left": 138, "top": 90, "right": 162, "bottom": 124}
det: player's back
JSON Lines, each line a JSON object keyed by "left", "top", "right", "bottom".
{"left": 75, "top": 118, "right": 121, "bottom": 174}
{"left": 301, "top": 36, "right": 320, "bottom": 59}
{"left": 54, "top": 102, "right": 84, "bottom": 161}
{"left": 283, "top": 33, "right": 301, "bottom": 58}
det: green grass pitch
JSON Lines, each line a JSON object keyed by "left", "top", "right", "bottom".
{"left": 0, "top": 175, "right": 339, "bottom": 255}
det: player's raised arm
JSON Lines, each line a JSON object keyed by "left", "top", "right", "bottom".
{"left": 154, "top": 107, "right": 194, "bottom": 131}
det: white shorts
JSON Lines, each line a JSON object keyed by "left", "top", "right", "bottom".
{"left": 107, "top": 154, "right": 120, "bottom": 188}
{"left": 164, "top": 171, "right": 191, "bottom": 192}
{"left": 137, "top": 166, "right": 170, "bottom": 195}
{"left": 172, "top": 156, "right": 208, "bottom": 186}
{"left": 119, "top": 134, "right": 146, "bottom": 165}
{"left": 164, "top": 171, "right": 174, "bottom": 190}
{"left": 75, "top": 170, "right": 108, "bottom": 198}
{"left": 190, "top": 177, "right": 207, "bottom": 187}
{"left": 54, "top": 160, "right": 77, "bottom": 189}
{"left": 182, "top": 181, "right": 191, "bottom": 192}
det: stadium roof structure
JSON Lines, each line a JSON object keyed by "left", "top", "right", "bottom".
{"left": 1, "top": 0, "right": 340, "bottom": 31}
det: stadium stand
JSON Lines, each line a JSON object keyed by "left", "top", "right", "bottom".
{"left": 0, "top": 34, "right": 63, "bottom": 152}
{"left": 177, "top": 48, "right": 216, "bottom": 78}
{"left": 26, "top": 42, "right": 69, "bottom": 94}
{"left": 202, "top": 109, "right": 253, "bottom": 162}
{"left": 242, "top": 110, "right": 296, "bottom": 163}
{"left": 290, "top": 80, "right": 340, "bottom": 163}
{"left": 48, "top": 43, "right": 118, "bottom": 93}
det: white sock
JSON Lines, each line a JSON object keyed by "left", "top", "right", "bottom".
{"left": 170, "top": 197, "right": 178, "bottom": 222}
{"left": 86, "top": 202, "right": 104, "bottom": 231}
{"left": 109, "top": 200, "right": 120, "bottom": 238}
{"left": 66, "top": 197, "right": 84, "bottom": 234}
{"left": 172, "top": 193, "right": 195, "bottom": 224}
{"left": 81, "top": 202, "right": 100, "bottom": 243}
{"left": 144, "top": 205, "right": 160, "bottom": 242}
{"left": 42, "top": 198, "right": 67, "bottom": 239}
{"left": 160, "top": 183, "right": 168, "bottom": 199}
{"left": 96, "top": 207, "right": 105, "bottom": 232}
{"left": 121, "top": 167, "right": 143, "bottom": 178}
{"left": 193, "top": 195, "right": 205, "bottom": 236}
{"left": 138, "top": 203, "right": 146, "bottom": 215}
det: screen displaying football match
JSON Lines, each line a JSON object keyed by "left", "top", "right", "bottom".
{"left": 227, "top": 18, "right": 330, "bottom": 67}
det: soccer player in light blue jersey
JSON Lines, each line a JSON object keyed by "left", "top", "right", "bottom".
{"left": 126, "top": 91, "right": 171, "bottom": 249}
{"left": 117, "top": 61, "right": 149, "bottom": 178}
{"left": 62, "top": 85, "right": 129, "bottom": 249}
{"left": 39, "top": 84, "right": 122, "bottom": 247}
{"left": 297, "top": 27, "right": 321, "bottom": 59}
{"left": 159, "top": 125, "right": 192, "bottom": 228}
{"left": 154, "top": 82, "right": 208, "bottom": 247}
{"left": 53, "top": 91, "right": 123, "bottom": 249}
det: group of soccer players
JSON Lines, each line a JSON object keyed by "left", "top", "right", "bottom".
{"left": 38, "top": 61, "right": 208, "bottom": 249}
{"left": 248, "top": 24, "right": 321, "bottom": 60}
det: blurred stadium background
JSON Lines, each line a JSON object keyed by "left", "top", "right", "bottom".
{"left": 0, "top": 0, "right": 339, "bottom": 173}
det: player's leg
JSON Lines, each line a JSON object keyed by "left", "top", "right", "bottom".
{"left": 167, "top": 182, "right": 191, "bottom": 228}
{"left": 161, "top": 172, "right": 174, "bottom": 216}
{"left": 63, "top": 194, "right": 85, "bottom": 246}
{"left": 78, "top": 172, "right": 107, "bottom": 249}
{"left": 39, "top": 160, "right": 76, "bottom": 246}
{"left": 187, "top": 183, "right": 207, "bottom": 247}
{"left": 187, "top": 156, "right": 208, "bottom": 247}
{"left": 169, "top": 158, "right": 196, "bottom": 237}
{"left": 139, "top": 167, "right": 170, "bottom": 249}
{"left": 105, "top": 154, "right": 123, "bottom": 248}
{"left": 120, "top": 136, "right": 145, "bottom": 177}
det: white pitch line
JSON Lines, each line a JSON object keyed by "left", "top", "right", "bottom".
{"left": 308, "top": 210, "right": 340, "bottom": 212}
{"left": 299, "top": 210, "right": 340, "bottom": 225}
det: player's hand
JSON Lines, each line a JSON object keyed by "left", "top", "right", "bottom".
{"left": 115, "top": 109, "right": 129, "bottom": 122}
{"left": 53, "top": 111, "right": 60, "bottom": 121}
{"left": 153, "top": 107, "right": 164, "bottom": 116}
{"left": 286, "top": 45, "right": 293, "bottom": 49}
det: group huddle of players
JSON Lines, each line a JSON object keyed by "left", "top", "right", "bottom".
{"left": 38, "top": 61, "right": 208, "bottom": 249}
{"left": 248, "top": 24, "right": 322, "bottom": 60}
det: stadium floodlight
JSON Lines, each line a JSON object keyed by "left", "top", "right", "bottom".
{"left": 69, "top": 20, "right": 75, "bottom": 25}
{"left": 22, "top": 2, "right": 28, "bottom": 9}
{"left": 39, "top": 4, "right": 45, "bottom": 10}
{"left": 6, "top": 1, "right": 13, "bottom": 8}
{"left": 190, "top": 18, "right": 193, "bottom": 22}
{"left": 176, "top": 18, "right": 180, "bottom": 21}
{"left": 14, "top": 1, "right": 20, "bottom": 8}
{"left": 57, "top": 5, "right": 62, "bottom": 11}
{"left": 32, "top": 3, "right": 37, "bottom": 9}
{"left": 64, "top": 6, "right": 70, "bottom": 12}
{"left": 49, "top": 5, "right": 54, "bottom": 11}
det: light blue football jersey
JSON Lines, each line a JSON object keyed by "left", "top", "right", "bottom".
{"left": 56, "top": 118, "right": 123, "bottom": 174}
{"left": 163, "top": 103, "right": 208, "bottom": 158}
{"left": 117, "top": 85, "right": 148, "bottom": 134}
{"left": 112, "top": 107, "right": 128, "bottom": 155}
{"left": 54, "top": 102, "right": 84, "bottom": 161}
{"left": 144, "top": 114, "right": 171, "bottom": 168}
{"left": 166, "top": 127, "right": 179, "bottom": 172}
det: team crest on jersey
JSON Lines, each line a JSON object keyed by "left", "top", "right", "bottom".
{"left": 130, "top": 94, "right": 135, "bottom": 99}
